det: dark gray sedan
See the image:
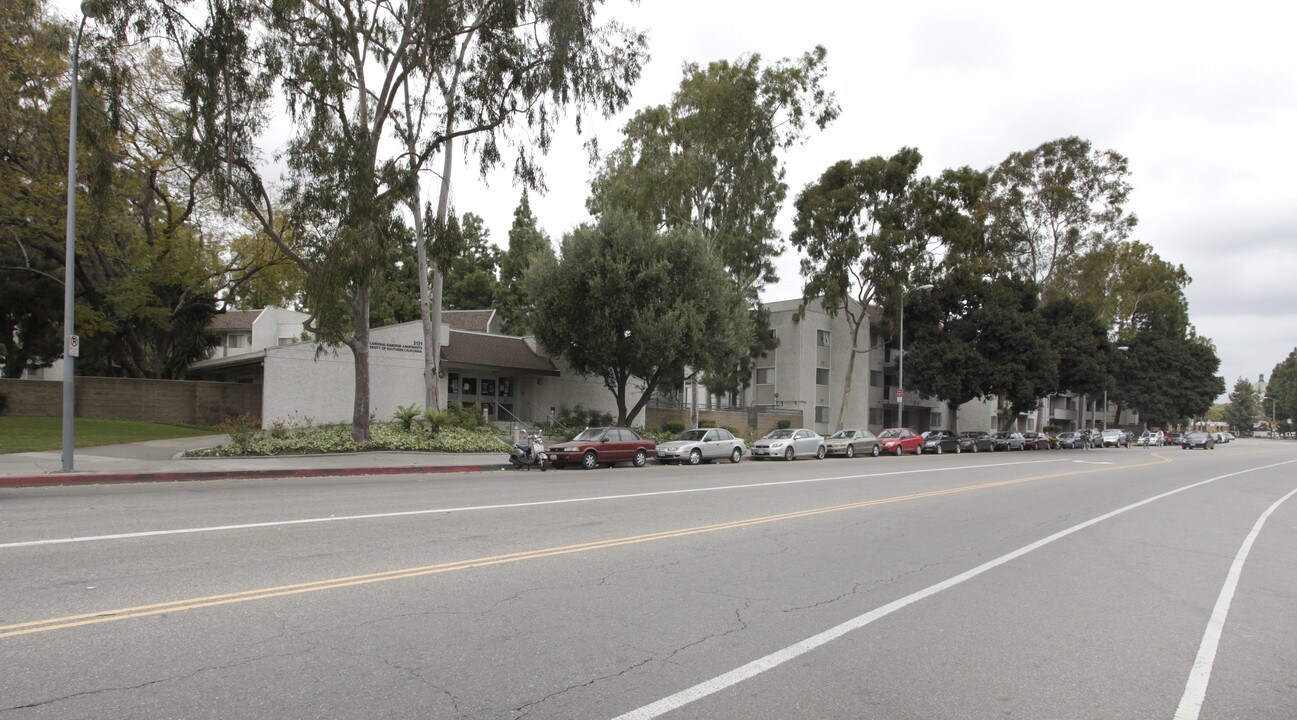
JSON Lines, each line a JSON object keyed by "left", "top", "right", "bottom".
{"left": 991, "top": 431, "right": 1026, "bottom": 451}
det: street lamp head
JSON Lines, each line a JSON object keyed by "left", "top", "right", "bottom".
{"left": 81, "top": 0, "right": 107, "bottom": 18}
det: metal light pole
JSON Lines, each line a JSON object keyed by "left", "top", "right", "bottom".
{"left": 61, "top": 1, "right": 104, "bottom": 473}
{"left": 897, "top": 284, "right": 932, "bottom": 428}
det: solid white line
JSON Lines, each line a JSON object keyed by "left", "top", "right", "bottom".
{"left": 610, "top": 459, "right": 1297, "bottom": 720}
{"left": 0, "top": 458, "right": 1066, "bottom": 549}
{"left": 1172, "top": 484, "right": 1297, "bottom": 720}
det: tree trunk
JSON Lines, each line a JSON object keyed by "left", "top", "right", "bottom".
{"left": 834, "top": 317, "right": 866, "bottom": 432}
{"left": 349, "top": 288, "right": 372, "bottom": 441}
{"left": 948, "top": 401, "right": 959, "bottom": 432}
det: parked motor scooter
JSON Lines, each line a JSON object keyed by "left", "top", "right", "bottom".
{"left": 510, "top": 432, "right": 548, "bottom": 471}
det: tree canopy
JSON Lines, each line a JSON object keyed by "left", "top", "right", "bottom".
{"left": 525, "top": 212, "right": 750, "bottom": 426}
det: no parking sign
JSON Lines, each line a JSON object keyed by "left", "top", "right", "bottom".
{"left": 68, "top": 334, "right": 80, "bottom": 358}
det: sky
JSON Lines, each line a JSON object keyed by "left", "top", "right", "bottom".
{"left": 58, "top": 0, "right": 1297, "bottom": 399}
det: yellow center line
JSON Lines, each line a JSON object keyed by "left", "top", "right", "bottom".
{"left": 1, "top": 453, "right": 1173, "bottom": 640}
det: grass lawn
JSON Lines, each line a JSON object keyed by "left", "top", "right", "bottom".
{"left": 0, "top": 417, "right": 218, "bottom": 454}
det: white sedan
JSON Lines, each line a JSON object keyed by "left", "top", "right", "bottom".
{"left": 751, "top": 428, "right": 826, "bottom": 461}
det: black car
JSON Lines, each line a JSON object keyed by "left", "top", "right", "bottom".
{"left": 1181, "top": 431, "right": 1215, "bottom": 450}
{"left": 958, "top": 431, "right": 993, "bottom": 453}
{"left": 922, "top": 430, "right": 963, "bottom": 454}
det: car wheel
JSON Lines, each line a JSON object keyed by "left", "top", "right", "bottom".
{"left": 972, "top": 443, "right": 979, "bottom": 453}
{"left": 871, "top": 444, "right": 881, "bottom": 457}
{"left": 633, "top": 450, "right": 647, "bottom": 468}
{"left": 935, "top": 444, "right": 942, "bottom": 455}
{"left": 730, "top": 447, "right": 742, "bottom": 464}
{"left": 582, "top": 451, "right": 598, "bottom": 470}
{"left": 688, "top": 449, "right": 702, "bottom": 466}
{"left": 955, "top": 444, "right": 962, "bottom": 454}
{"left": 915, "top": 444, "right": 923, "bottom": 455}
{"left": 845, "top": 445, "right": 855, "bottom": 458}
{"left": 784, "top": 446, "right": 795, "bottom": 461}
{"left": 894, "top": 445, "right": 902, "bottom": 456}
{"left": 816, "top": 445, "right": 826, "bottom": 459}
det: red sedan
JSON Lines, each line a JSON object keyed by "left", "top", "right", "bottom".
{"left": 879, "top": 428, "right": 925, "bottom": 456}
{"left": 548, "top": 427, "right": 657, "bottom": 469}
{"left": 1021, "top": 431, "right": 1052, "bottom": 450}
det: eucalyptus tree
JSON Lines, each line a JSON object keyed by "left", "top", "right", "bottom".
{"left": 589, "top": 47, "right": 839, "bottom": 402}
{"left": 986, "top": 136, "right": 1138, "bottom": 299}
{"left": 393, "top": 1, "right": 647, "bottom": 412}
{"left": 789, "top": 148, "right": 926, "bottom": 430}
{"left": 525, "top": 212, "right": 750, "bottom": 426}
{"left": 1063, "top": 239, "right": 1190, "bottom": 342}
{"left": 119, "top": 0, "right": 643, "bottom": 439}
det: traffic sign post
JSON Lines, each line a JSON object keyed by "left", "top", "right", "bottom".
{"left": 68, "top": 334, "right": 79, "bottom": 358}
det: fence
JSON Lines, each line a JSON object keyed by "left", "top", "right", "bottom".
{"left": 0, "top": 377, "right": 261, "bottom": 427}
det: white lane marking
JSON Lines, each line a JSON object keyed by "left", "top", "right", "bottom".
{"left": 1173, "top": 484, "right": 1297, "bottom": 720}
{"left": 610, "top": 459, "right": 1297, "bottom": 720}
{"left": 1, "top": 458, "right": 1067, "bottom": 549}
{"left": 1073, "top": 460, "right": 1113, "bottom": 465}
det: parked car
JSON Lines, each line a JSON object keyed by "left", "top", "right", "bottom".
{"left": 656, "top": 427, "right": 746, "bottom": 465}
{"left": 879, "top": 428, "right": 925, "bottom": 456}
{"left": 548, "top": 427, "right": 657, "bottom": 469}
{"left": 1099, "top": 429, "right": 1130, "bottom": 448}
{"left": 1056, "top": 431, "right": 1086, "bottom": 449}
{"left": 1182, "top": 431, "right": 1215, "bottom": 450}
{"left": 1165, "top": 432, "right": 1183, "bottom": 445}
{"left": 1021, "top": 431, "right": 1052, "bottom": 450}
{"left": 991, "top": 431, "right": 1026, "bottom": 451}
{"left": 824, "top": 429, "right": 881, "bottom": 458}
{"left": 958, "top": 430, "right": 994, "bottom": 453}
{"left": 923, "top": 430, "right": 963, "bottom": 454}
{"left": 752, "top": 428, "right": 826, "bottom": 460}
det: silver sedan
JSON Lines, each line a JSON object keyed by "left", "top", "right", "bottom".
{"left": 656, "top": 428, "right": 746, "bottom": 465}
{"left": 751, "top": 428, "right": 826, "bottom": 461}
{"left": 824, "top": 429, "right": 882, "bottom": 458}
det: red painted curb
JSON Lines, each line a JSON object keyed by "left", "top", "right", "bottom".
{"left": 0, "top": 464, "right": 512, "bottom": 488}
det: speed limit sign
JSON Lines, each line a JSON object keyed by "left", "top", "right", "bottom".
{"left": 68, "top": 334, "right": 80, "bottom": 358}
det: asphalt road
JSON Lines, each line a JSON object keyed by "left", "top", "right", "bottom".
{"left": 2, "top": 441, "right": 1295, "bottom": 719}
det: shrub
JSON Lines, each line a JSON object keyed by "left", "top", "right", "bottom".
{"left": 555, "top": 404, "right": 613, "bottom": 430}
{"left": 217, "top": 413, "right": 262, "bottom": 452}
{"left": 776, "top": 419, "right": 792, "bottom": 429}
{"left": 445, "top": 402, "right": 486, "bottom": 428}
{"left": 268, "top": 420, "right": 290, "bottom": 439}
{"left": 422, "top": 408, "right": 446, "bottom": 434}
{"left": 662, "top": 419, "right": 686, "bottom": 434}
{"left": 394, "top": 404, "right": 422, "bottom": 432}
{"left": 699, "top": 419, "right": 716, "bottom": 428}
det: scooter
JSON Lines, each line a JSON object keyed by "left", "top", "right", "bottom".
{"left": 510, "top": 432, "right": 548, "bottom": 471}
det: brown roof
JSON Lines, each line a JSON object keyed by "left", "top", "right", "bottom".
{"left": 210, "top": 310, "right": 261, "bottom": 331}
{"left": 442, "top": 309, "right": 495, "bottom": 333}
{"left": 443, "top": 331, "right": 559, "bottom": 375}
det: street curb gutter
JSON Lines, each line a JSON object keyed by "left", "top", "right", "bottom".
{"left": 0, "top": 463, "right": 513, "bottom": 488}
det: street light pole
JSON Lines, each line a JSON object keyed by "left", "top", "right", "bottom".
{"left": 897, "top": 284, "right": 932, "bottom": 428}
{"left": 61, "top": 2, "right": 103, "bottom": 473}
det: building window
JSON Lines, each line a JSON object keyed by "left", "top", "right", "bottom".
{"left": 931, "top": 412, "right": 942, "bottom": 428}
{"left": 755, "top": 367, "right": 774, "bottom": 385}
{"left": 870, "top": 370, "right": 882, "bottom": 388}
{"left": 815, "top": 406, "right": 830, "bottom": 424}
{"left": 815, "top": 368, "right": 830, "bottom": 386}
{"left": 226, "top": 334, "right": 246, "bottom": 349}
{"left": 869, "top": 408, "right": 883, "bottom": 426}
{"left": 817, "top": 330, "right": 830, "bottom": 348}
{"left": 277, "top": 337, "right": 294, "bottom": 346}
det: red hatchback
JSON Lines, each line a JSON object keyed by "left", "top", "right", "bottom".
{"left": 548, "top": 427, "right": 657, "bottom": 470}
{"left": 879, "top": 428, "right": 925, "bottom": 456}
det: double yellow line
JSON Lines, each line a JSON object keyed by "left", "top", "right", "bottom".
{"left": 1, "top": 454, "right": 1172, "bottom": 640}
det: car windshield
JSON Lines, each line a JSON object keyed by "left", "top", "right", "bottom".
{"left": 879, "top": 429, "right": 900, "bottom": 438}
{"left": 573, "top": 428, "right": 606, "bottom": 442}
{"left": 677, "top": 430, "right": 708, "bottom": 441}
{"left": 764, "top": 430, "right": 794, "bottom": 439}
{"left": 994, "top": 432, "right": 1013, "bottom": 439}
{"left": 829, "top": 430, "right": 856, "bottom": 439}
{"left": 960, "top": 432, "right": 981, "bottom": 438}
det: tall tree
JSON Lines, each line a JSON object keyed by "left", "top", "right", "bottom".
{"left": 392, "top": 0, "right": 648, "bottom": 412}
{"left": 1267, "top": 349, "right": 1296, "bottom": 431}
{"left": 986, "top": 136, "right": 1138, "bottom": 300}
{"left": 1064, "top": 239, "right": 1190, "bottom": 342}
{"left": 496, "top": 191, "right": 551, "bottom": 335}
{"left": 589, "top": 47, "right": 838, "bottom": 401}
{"left": 526, "top": 212, "right": 750, "bottom": 426}
{"left": 434, "top": 211, "right": 499, "bottom": 311}
{"left": 1115, "top": 328, "right": 1224, "bottom": 427}
{"left": 1223, "top": 376, "right": 1260, "bottom": 433}
{"left": 790, "top": 148, "right": 926, "bottom": 430}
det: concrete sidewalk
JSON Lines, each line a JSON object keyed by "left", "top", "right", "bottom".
{"left": 0, "top": 435, "right": 512, "bottom": 487}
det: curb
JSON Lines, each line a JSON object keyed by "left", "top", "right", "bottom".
{"left": 0, "top": 463, "right": 513, "bottom": 488}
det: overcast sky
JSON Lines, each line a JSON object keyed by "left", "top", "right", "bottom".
{"left": 60, "top": 0, "right": 1297, "bottom": 399}
{"left": 445, "top": 0, "right": 1295, "bottom": 400}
